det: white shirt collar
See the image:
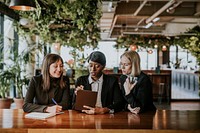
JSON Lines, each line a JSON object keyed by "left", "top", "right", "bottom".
{"left": 88, "top": 74, "right": 103, "bottom": 84}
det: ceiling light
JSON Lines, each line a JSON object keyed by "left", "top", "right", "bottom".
{"left": 134, "top": 28, "right": 138, "bottom": 31}
{"left": 152, "top": 17, "right": 160, "bottom": 23}
{"left": 130, "top": 45, "right": 137, "bottom": 51}
{"left": 9, "top": 0, "right": 36, "bottom": 11}
{"left": 166, "top": 1, "right": 182, "bottom": 14}
{"left": 162, "top": 45, "right": 167, "bottom": 51}
{"left": 154, "top": 44, "right": 158, "bottom": 48}
{"left": 166, "top": 7, "right": 175, "bottom": 14}
{"left": 145, "top": 0, "right": 175, "bottom": 24}
{"left": 147, "top": 50, "right": 153, "bottom": 54}
{"left": 144, "top": 22, "right": 153, "bottom": 29}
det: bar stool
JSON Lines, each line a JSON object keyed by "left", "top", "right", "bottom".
{"left": 158, "top": 83, "right": 167, "bottom": 104}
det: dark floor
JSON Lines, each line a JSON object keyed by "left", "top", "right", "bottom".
{"left": 154, "top": 83, "right": 200, "bottom": 110}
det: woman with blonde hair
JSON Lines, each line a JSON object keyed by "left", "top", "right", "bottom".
{"left": 120, "top": 50, "right": 156, "bottom": 114}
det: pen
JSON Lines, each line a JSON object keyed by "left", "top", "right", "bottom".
{"left": 52, "top": 98, "right": 58, "bottom": 105}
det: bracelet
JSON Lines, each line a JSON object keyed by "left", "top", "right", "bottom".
{"left": 109, "top": 109, "right": 114, "bottom": 114}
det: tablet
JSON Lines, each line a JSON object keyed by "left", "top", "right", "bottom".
{"left": 74, "top": 90, "right": 97, "bottom": 111}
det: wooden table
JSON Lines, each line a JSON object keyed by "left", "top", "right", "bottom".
{"left": 0, "top": 109, "right": 200, "bottom": 133}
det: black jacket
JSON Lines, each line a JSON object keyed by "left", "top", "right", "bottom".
{"left": 120, "top": 72, "right": 156, "bottom": 113}
{"left": 73, "top": 74, "right": 125, "bottom": 113}
{"left": 23, "top": 75, "right": 70, "bottom": 112}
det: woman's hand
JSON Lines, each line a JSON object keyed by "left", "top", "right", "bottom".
{"left": 82, "top": 105, "right": 109, "bottom": 115}
{"left": 45, "top": 105, "right": 62, "bottom": 114}
{"left": 74, "top": 85, "right": 84, "bottom": 95}
{"left": 127, "top": 104, "right": 140, "bottom": 114}
{"left": 123, "top": 78, "right": 137, "bottom": 95}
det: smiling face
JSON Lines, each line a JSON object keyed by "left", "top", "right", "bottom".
{"left": 120, "top": 55, "right": 132, "bottom": 75}
{"left": 88, "top": 60, "right": 104, "bottom": 81}
{"left": 49, "top": 59, "right": 63, "bottom": 78}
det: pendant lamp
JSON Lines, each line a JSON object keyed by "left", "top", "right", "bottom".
{"left": 9, "top": 0, "right": 36, "bottom": 11}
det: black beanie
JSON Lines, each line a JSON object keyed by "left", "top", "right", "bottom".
{"left": 88, "top": 51, "right": 106, "bottom": 66}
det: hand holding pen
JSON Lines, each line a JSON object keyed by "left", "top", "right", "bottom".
{"left": 44, "top": 98, "right": 62, "bottom": 113}
{"left": 51, "top": 98, "right": 63, "bottom": 113}
{"left": 52, "top": 98, "right": 58, "bottom": 105}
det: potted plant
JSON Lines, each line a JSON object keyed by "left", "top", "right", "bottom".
{"left": 0, "top": 69, "right": 14, "bottom": 109}
{"left": 0, "top": 35, "right": 13, "bottom": 108}
{"left": 10, "top": 49, "right": 31, "bottom": 109}
{"left": 11, "top": 62, "right": 29, "bottom": 109}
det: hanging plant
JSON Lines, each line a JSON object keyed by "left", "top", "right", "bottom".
{"left": 114, "top": 34, "right": 173, "bottom": 50}
{"left": 176, "top": 26, "right": 200, "bottom": 66}
{"left": 115, "top": 26, "right": 200, "bottom": 66}
{"left": 13, "top": 0, "right": 102, "bottom": 49}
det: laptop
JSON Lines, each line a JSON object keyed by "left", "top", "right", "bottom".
{"left": 74, "top": 90, "right": 97, "bottom": 111}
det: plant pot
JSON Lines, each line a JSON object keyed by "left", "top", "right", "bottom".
{"left": 13, "top": 98, "right": 24, "bottom": 109}
{"left": 0, "top": 98, "right": 13, "bottom": 109}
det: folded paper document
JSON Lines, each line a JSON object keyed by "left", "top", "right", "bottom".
{"left": 25, "top": 112, "right": 64, "bottom": 120}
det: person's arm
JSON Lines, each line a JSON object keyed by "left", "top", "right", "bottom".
{"left": 82, "top": 105, "right": 110, "bottom": 114}
{"left": 110, "top": 77, "right": 125, "bottom": 113}
{"left": 23, "top": 76, "right": 47, "bottom": 113}
{"left": 83, "top": 77, "right": 125, "bottom": 114}
{"left": 120, "top": 75, "right": 140, "bottom": 111}
{"left": 134, "top": 76, "right": 153, "bottom": 112}
{"left": 58, "top": 76, "right": 70, "bottom": 110}
{"left": 125, "top": 75, "right": 153, "bottom": 113}
{"left": 124, "top": 85, "right": 137, "bottom": 107}
{"left": 72, "top": 76, "right": 85, "bottom": 109}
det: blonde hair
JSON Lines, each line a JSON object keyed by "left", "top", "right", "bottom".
{"left": 120, "top": 50, "right": 141, "bottom": 76}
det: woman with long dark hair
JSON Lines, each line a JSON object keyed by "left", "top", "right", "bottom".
{"left": 23, "top": 54, "right": 70, "bottom": 113}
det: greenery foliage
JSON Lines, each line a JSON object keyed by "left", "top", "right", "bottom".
{"left": 0, "top": 34, "right": 42, "bottom": 99}
{"left": 176, "top": 26, "right": 200, "bottom": 65}
{"left": 114, "top": 26, "right": 200, "bottom": 66}
{"left": 9, "top": 36, "right": 44, "bottom": 98}
{"left": 9, "top": 51, "right": 31, "bottom": 99}
{"left": 14, "top": 0, "right": 102, "bottom": 49}
{"left": 0, "top": 34, "right": 13, "bottom": 99}
{"left": 0, "top": 70, "right": 13, "bottom": 99}
{"left": 0, "top": 34, "right": 12, "bottom": 98}
{"left": 115, "top": 34, "right": 173, "bottom": 50}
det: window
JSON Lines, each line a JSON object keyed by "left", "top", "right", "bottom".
{"left": 0, "top": 13, "right": 4, "bottom": 69}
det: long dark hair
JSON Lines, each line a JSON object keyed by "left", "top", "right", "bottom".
{"left": 41, "top": 53, "right": 66, "bottom": 91}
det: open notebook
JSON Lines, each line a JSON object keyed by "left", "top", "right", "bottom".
{"left": 74, "top": 90, "right": 97, "bottom": 111}
{"left": 25, "top": 112, "right": 64, "bottom": 120}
